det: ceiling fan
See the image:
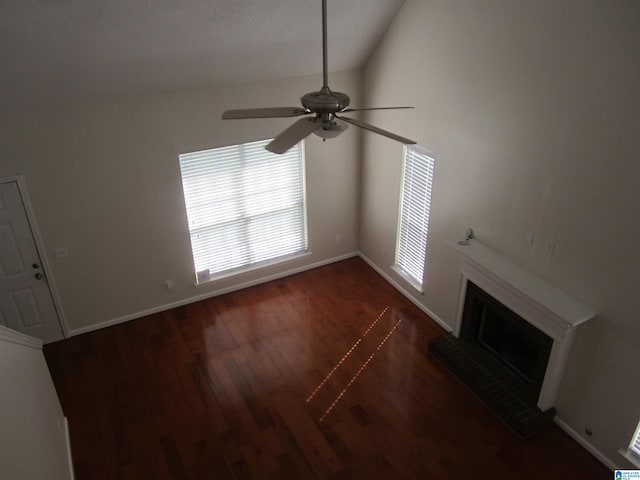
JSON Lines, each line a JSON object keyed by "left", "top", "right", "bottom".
{"left": 221, "top": 0, "right": 416, "bottom": 154}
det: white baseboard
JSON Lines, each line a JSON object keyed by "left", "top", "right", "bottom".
{"left": 356, "top": 252, "right": 452, "bottom": 332}
{"left": 553, "top": 416, "right": 617, "bottom": 470}
{"left": 0, "top": 325, "right": 42, "bottom": 349}
{"left": 69, "top": 252, "right": 359, "bottom": 336}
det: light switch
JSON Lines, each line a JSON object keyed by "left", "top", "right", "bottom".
{"left": 525, "top": 230, "right": 535, "bottom": 245}
{"left": 544, "top": 241, "right": 555, "bottom": 256}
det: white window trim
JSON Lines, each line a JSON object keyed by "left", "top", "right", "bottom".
{"left": 392, "top": 264, "right": 424, "bottom": 294}
{"left": 393, "top": 144, "right": 435, "bottom": 293}
{"left": 194, "top": 250, "right": 311, "bottom": 287}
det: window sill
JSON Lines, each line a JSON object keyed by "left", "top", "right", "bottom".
{"left": 194, "top": 251, "right": 312, "bottom": 287}
{"left": 391, "top": 265, "right": 424, "bottom": 294}
{"left": 619, "top": 449, "right": 640, "bottom": 469}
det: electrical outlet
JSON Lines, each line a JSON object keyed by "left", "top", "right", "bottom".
{"left": 54, "top": 247, "right": 68, "bottom": 258}
{"left": 197, "top": 270, "right": 211, "bottom": 283}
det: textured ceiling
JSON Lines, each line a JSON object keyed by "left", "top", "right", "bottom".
{"left": 1, "top": 0, "right": 405, "bottom": 112}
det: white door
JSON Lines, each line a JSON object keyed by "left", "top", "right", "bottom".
{"left": 0, "top": 181, "right": 63, "bottom": 343}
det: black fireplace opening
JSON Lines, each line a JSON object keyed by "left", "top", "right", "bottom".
{"left": 460, "top": 281, "right": 553, "bottom": 398}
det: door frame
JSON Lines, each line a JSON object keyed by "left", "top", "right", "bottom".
{"left": 0, "top": 175, "right": 69, "bottom": 339}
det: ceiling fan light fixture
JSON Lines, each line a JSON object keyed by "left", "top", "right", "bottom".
{"left": 313, "top": 120, "right": 348, "bottom": 140}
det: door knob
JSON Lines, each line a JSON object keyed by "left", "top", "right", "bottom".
{"left": 34, "top": 272, "right": 44, "bottom": 280}
{"left": 32, "top": 263, "right": 40, "bottom": 269}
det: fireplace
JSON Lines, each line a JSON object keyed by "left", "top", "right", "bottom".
{"left": 460, "top": 281, "right": 553, "bottom": 401}
{"left": 429, "top": 239, "right": 595, "bottom": 437}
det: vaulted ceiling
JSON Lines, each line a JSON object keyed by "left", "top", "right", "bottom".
{"left": 2, "top": 0, "right": 405, "bottom": 112}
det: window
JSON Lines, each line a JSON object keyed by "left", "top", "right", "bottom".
{"left": 628, "top": 421, "right": 640, "bottom": 464}
{"left": 632, "top": 426, "right": 640, "bottom": 457}
{"left": 179, "top": 139, "right": 308, "bottom": 283}
{"left": 619, "top": 420, "right": 640, "bottom": 468}
{"left": 393, "top": 145, "right": 435, "bottom": 291}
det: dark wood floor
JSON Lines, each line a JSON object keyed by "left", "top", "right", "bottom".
{"left": 44, "top": 258, "right": 610, "bottom": 479}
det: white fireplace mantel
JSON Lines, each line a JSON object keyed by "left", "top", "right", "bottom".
{"left": 450, "top": 239, "right": 596, "bottom": 410}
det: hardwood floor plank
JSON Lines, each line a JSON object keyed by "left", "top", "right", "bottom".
{"left": 44, "top": 258, "right": 610, "bottom": 479}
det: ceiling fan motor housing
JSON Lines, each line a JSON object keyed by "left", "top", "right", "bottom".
{"left": 301, "top": 88, "right": 350, "bottom": 117}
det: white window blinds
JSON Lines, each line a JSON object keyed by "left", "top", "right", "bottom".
{"left": 394, "top": 145, "right": 435, "bottom": 290}
{"left": 632, "top": 423, "right": 640, "bottom": 457}
{"left": 179, "top": 139, "right": 307, "bottom": 282}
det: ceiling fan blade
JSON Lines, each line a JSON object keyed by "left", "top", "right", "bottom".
{"left": 341, "top": 106, "right": 414, "bottom": 113}
{"left": 336, "top": 115, "right": 416, "bottom": 145}
{"left": 266, "top": 117, "right": 321, "bottom": 154}
{"left": 222, "top": 107, "right": 308, "bottom": 120}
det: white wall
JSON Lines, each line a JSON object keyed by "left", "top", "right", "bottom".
{"left": 0, "top": 326, "right": 72, "bottom": 479}
{"left": 0, "top": 71, "right": 361, "bottom": 334}
{"left": 359, "top": 0, "right": 640, "bottom": 467}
